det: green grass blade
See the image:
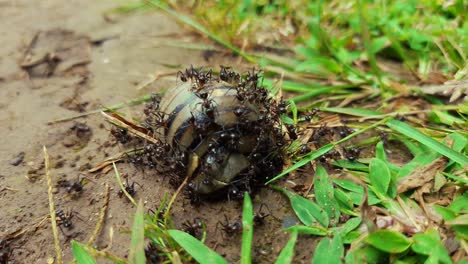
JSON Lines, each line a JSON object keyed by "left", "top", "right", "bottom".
{"left": 241, "top": 192, "right": 254, "bottom": 264}
{"left": 146, "top": 0, "right": 254, "bottom": 62}
{"left": 386, "top": 119, "right": 468, "bottom": 166}
{"left": 168, "top": 230, "right": 228, "bottom": 264}
{"left": 268, "top": 117, "right": 392, "bottom": 185}
{"left": 266, "top": 144, "right": 334, "bottom": 184}
{"left": 321, "top": 107, "right": 382, "bottom": 117}
{"left": 274, "top": 230, "right": 298, "bottom": 264}
{"left": 72, "top": 241, "right": 97, "bottom": 264}
{"left": 285, "top": 225, "right": 328, "bottom": 236}
{"left": 129, "top": 200, "right": 146, "bottom": 264}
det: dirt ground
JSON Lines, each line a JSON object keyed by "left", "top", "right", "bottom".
{"left": 0, "top": 1, "right": 316, "bottom": 263}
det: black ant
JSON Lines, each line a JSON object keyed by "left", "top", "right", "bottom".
{"left": 343, "top": 147, "right": 361, "bottom": 161}
{"left": 181, "top": 218, "right": 205, "bottom": 240}
{"left": 285, "top": 123, "right": 297, "bottom": 140}
{"left": 56, "top": 208, "right": 74, "bottom": 230}
{"left": 298, "top": 144, "right": 311, "bottom": 155}
{"left": 145, "top": 242, "right": 161, "bottom": 264}
{"left": 177, "top": 65, "right": 198, "bottom": 83}
{"left": 253, "top": 203, "right": 270, "bottom": 226}
{"left": 111, "top": 127, "right": 130, "bottom": 144}
{"left": 336, "top": 126, "right": 354, "bottom": 139}
{"left": 217, "top": 215, "right": 242, "bottom": 238}
{"left": 303, "top": 108, "right": 319, "bottom": 122}
{"left": 56, "top": 176, "right": 84, "bottom": 194}
{"left": 118, "top": 179, "right": 139, "bottom": 199}
{"left": 219, "top": 66, "right": 240, "bottom": 83}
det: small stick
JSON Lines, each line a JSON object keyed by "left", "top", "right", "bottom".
{"left": 101, "top": 111, "right": 159, "bottom": 144}
{"left": 43, "top": 146, "right": 63, "bottom": 264}
{"left": 87, "top": 183, "right": 111, "bottom": 245}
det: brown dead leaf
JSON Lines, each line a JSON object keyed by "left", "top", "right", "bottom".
{"left": 419, "top": 79, "right": 468, "bottom": 103}
{"left": 397, "top": 157, "right": 447, "bottom": 193}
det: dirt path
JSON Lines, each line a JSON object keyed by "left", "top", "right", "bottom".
{"left": 0, "top": 1, "right": 310, "bottom": 263}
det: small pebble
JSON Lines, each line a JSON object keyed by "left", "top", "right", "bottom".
{"left": 10, "top": 152, "right": 25, "bottom": 166}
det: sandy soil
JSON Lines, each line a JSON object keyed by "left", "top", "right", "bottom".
{"left": 0, "top": 1, "right": 315, "bottom": 263}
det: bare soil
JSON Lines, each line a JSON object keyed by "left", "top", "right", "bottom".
{"left": 0, "top": 1, "right": 316, "bottom": 263}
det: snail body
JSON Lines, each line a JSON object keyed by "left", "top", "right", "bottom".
{"left": 141, "top": 67, "right": 287, "bottom": 198}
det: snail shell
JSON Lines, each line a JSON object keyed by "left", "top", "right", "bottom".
{"left": 145, "top": 68, "right": 285, "bottom": 196}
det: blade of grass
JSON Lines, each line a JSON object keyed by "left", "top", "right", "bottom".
{"left": 145, "top": 0, "right": 254, "bottom": 62}
{"left": 274, "top": 230, "right": 298, "bottom": 264}
{"left": 386, "top": 119, "right": 468, "bottom": 166}
{"left": 168, "top": 230, "right": 228, "bottom": 264}
{"left": 321, "top": 107, "right": 382, "bottom": 117}
{"left": 72, "top": 241, "right": 97, "bottom": 264}
{"left": 113, "top": 162, "right": 137, "bottom": 206}
{"left": 267, "top": 117, "right": 392, "bottom": 184}
{"left": 241, "top": 193, "right": 253, "bottom": 264}
{"left": 357, "top": 0, "right": 383, "bottom": 90}
{"left": 129, "top": 200, "right": 146, "bottom": 264}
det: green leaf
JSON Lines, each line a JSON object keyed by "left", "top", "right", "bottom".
{"left": 345, "top": 245, "right": 387, "bottom": 264}
{"left": 412, "top": 229, "right": 452, "bottom": 264}
{"left": 312, "top": 235, "right": 344, "bottom": 264}
{"left": 129, "top": 200, "right": 145, "bottom": 264}
{"left": 343, "top": 231, "right": 361, "bottom": 244}
{"left": 370, "top": 36, "right": 389, "bottom": 54}
{"left": 365, "top": 230, "right": 412, "bottom": 253}
{"left": 332, "top": 160, "right": 369, "bottom": 172}
{"left": 275, "top": 231, "right": 298, "bottom": 264}
{"left": 429, "top": 110, "right": 465, "bottom": 126}
{"left": 434, "top": 205, "right": 457, "bottom": 221}
{"left": 338, "top": 217, "right": 362, "bottom": 237}
{"left": 333, "top": 179, "right": 363, "bottom": 193}
{"left": 168, "top": 230, "right": 228, "bottom": 264}
{"left": 274, "top": 186, "right": 329, "bottom": 227}
{"left": 314, "top": 165, "right": 340, "bottom": 226}
{"left": 375, "top": 142, "right": 401, "bottom": 174}
{"left": 289, "top": 100, "right": 298, "bottom": 124}
{"left": 448, "top": 193, "right": 468, "bottom": 213}
{"left": 241, "top": 192, "right": 253, "bottom": 264}
{"left": 397, "top": 152, "right": 440, "bottom": 178}
{"left": 72, "top": 241, "right": 97, "bottom": 264}
{"left": 449, "top": 133, "right": 467, "bottom": 153}
{"left": 285, "top": 225, "right": 328, "bottom": 236}
{"left": 334, "top": 188, "right": 354, "bottom": 211}
{"left": 387, "top": 119, "right": 468, "bottom": 166}
{"left": 369, "top": 158, "right": 392, "bottom": 197}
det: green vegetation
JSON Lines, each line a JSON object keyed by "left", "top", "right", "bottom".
{"left": 74, "top": 0, "right": 467, "bottom": 263}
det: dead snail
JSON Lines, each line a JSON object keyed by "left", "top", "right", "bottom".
{"left": 119, "top": 66, "right": 289, "bottom": 199}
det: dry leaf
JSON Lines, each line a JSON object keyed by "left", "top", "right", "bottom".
{"left": 397, "top": 157, "right": 447, "bottom": 193}
{"left": 419, "top": 79, "right": 468, "bottom": 102}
